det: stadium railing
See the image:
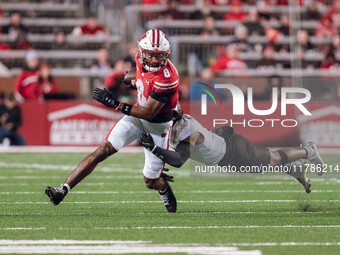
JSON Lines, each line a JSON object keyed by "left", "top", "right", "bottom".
{"left": 7, "top": 67, "right": 111, "bottom": 77}
{"left": 1, "top": 67, "right": 338, "bottom": 77}
{"left": 1, "top": 34, "right": 121, "bottom": 44}
{"left": 0, "top": 2, "right": 83, "bottom": 17}
{"left": 218, "top": 69, "right": 340, "bottom": 77}
{"left": 0, "top": 34, "right": 121, "bottom": 50}
{"left": 169, "top": 35, "right": 333, "bottom": 71}
{"left": 146, "top": 19, "right": 338, "bottom": 34}
{"left": 0, "top": 18, "right": 87, "bottom": 34}
{"left": 124, "top": 3, "right": 330, "bottom": 40}
{"left": 124, "top": 4, "right": 328, "bottom": 14}
{"left": 0, "top": 46, "right": 122, "bottom": 68}
{"left": 170, "top": 34, "right": 331, "bottom": 44}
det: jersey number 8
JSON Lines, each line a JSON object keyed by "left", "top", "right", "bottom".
{"left": 136, "top": 79, "right": 147, "bottom": 106}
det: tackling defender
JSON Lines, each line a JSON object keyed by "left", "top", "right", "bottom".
{"left": 45, "top": 29, "right": 179, "bottom": 213}
{"left": 140, "top": 106, "right": 325, "bottom": 193}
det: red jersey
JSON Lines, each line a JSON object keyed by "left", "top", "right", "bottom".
{"left": 0, "top": 43, "right": 11, "bottom": 51}
{"left": 212, "top": 55, "right": 247, "bottom": 72}
{"left": 39, "top": 80, "right": 59, "bottom": 96}
{"left": 324, "top": 10, "right": 340, "bottom": 25}
{"left": 223, "top": 13, "right": 246, "bottom": 22}
{"left": 135, "top": 53, "right": 179, "bottom": 115}
{"left": 15, "top": 69, "right": 40, "bottom": 100}
{"left": 80, "top": 25, "right": 106, "bottom": 35}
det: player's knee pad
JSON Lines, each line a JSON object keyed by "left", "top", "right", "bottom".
{"left": 276, "top": 150, "right": 289, "bottom": 165}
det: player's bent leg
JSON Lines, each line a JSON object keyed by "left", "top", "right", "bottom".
{"left": 65, "top": 140, "right": 116, "bottom": 189}
{"left": 45, "top": 140, "right": 116, "bottom": 205}
{"left": 141, "top": 119, "right": 175, "bottom": 212}
{"left": 45, "top": 116, "right": 142, "bottom": 206}
{"left": 269, "top": 150, "right": 311, "bottom": 193}
{"left": 143, "top": 148, "right": 177, "bottom": 213}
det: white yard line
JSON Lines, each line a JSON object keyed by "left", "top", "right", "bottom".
{"left": 0, "top": 175, "right": 142, "bottom": 180}
{"left": 57, "top": 225, "right": 340, "bottom": 230}
{"left": 0, "top": 240, "right": 260, "bottom": 255}
{"left": 0, "top": 211, "right": 331, "bottom": 217}
{"left": 0, "top": 146, "right": 144, "bottom": 153}
{"left": 0, "top": 240, "right": 147, "bottom": 245}
{"left": 3, "top": 181, "right": 339, "bottom": 186}
{"left": 1, "top": 239, "right": 340, "bottom": 255}
{"left": 0, "top": 162, "right": 143, "bottom": 173}
{"left": 0, "top": 182, "right": 111, "bottom": 186}
{"left": 0, "top": 245, "right": 259, "bottom": 255}
{"left": 220, "top": 242, "right": 340, "bottom": 246}
{"left": 2, "top": 225, "right": 340, "bottom": 231}
{"left": 0, "top": 240, "right": 338, "bottom": 246}
{"left": 0, "top": 190, "right": 338, "bottom": 195}
{"left": 1, "top": 199, "right": 340, "bottom": 205}
{"left": 0, "top": 228, "right": 46, "bottom": 230}
{"left": 0, "top": 178, "right": 332, "bottom": 185}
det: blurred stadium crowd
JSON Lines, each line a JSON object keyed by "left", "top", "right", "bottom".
{"left": 0, "top": 0, "right": 340, "bottom": 102}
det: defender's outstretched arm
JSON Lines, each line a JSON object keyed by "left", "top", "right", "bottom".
{"left": 140, "top": 132, "right": 192, "bottom": 168}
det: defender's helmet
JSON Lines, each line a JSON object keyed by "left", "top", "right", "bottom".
{"left": 138, "top": 29, "right": 170, "bottom": 72}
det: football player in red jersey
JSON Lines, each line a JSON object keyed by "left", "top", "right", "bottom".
{"left": 45, "top": 29, "right": 179, "bottom": 213}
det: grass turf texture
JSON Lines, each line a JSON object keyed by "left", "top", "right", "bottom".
{"left": 1, "top": 152, "right": 340, "bottom": 255}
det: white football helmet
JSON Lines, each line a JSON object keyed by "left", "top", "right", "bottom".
{"left": 138, "top": 29, "right": 170, "bottom": 72}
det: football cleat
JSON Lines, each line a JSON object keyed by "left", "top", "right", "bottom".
{"left": 159, "top": 184, "right": 177, "bottom": 213}
{"left": 289, "top": 159, "right": 311, "bottom": 193}
{"left": 44, "top": 184, "right": 68, "bottom": 205}
{"left": 302, "top": 142, "right": 324, "bottom": 176}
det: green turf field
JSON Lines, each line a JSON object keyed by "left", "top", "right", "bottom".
{"left": 1, "top": 152, "right": 340, "bottom": 255}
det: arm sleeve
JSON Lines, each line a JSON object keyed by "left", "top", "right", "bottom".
{"left": 150, "top": 91, "right": 174, "bottom": 103}
{"left": 152, "top": 141, "right": 192, "bottom": 168}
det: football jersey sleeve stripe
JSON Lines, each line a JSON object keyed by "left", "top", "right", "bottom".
{"left": 154, "top": 83, "right": 178, "bottom": 90}
{"left": 154, "top": 80, "right": 179, "bottom": 86}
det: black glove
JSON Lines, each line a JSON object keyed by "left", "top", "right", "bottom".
{"left": 161, "top": 168, "right": 174, "bottom": 182}
{"left": 92, "top": 88, "right": 120, "bottom": 109}
{"left": 123, "top": 79, "right": 137, "bottom": 90}
{"left": 140, "top": 132, "right": 155, "bottom": 151}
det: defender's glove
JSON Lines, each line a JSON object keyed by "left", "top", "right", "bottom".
{"left": 161, "top": 168, "right": 174, "bottom": 182}
{"left": 92, "top": 88, "right": 120, "bottom": 109}
{"left": 140, "top": 132, "right": 156, "bottom": 152}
